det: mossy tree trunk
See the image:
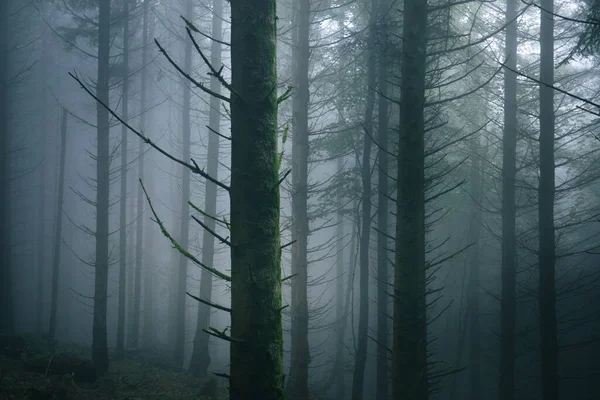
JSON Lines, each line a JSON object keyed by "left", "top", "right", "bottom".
{"left": 392, "top": 0, "right": 428, "bottom": 397}
{"left": 92, "top": 0, "right": 111, "bottom": 375}
{"left": 229, "top": 3, "right": 284, "bottom": 399}
{"left": 189, "top": 0, "right": 223, "bottom": 377}
{"left": 286, "top": 0, "right": 310, "bottom": 397}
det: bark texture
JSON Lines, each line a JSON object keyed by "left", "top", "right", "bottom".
{"left": 229, "top": 3, "right": 284, "bottom": 399}
{"left": 392, "top": 0, "right": 428, "bottom": 397}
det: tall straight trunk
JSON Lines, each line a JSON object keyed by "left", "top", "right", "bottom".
{"left": 37, "top": 154, "right": 46, "bottom": 335}
{"left": 173, "top": 0, "right": 194, "bottom": 367}
{"left": 392, "top": 0, "right": 428, "bottom": 397}
{"left": 132, "top": 0, "right": 152, "bottom": 351}
{"left": 538, "top": 1, "right": 558, "bottom": 399}
{"left": 467, "top": 136, "right": 482, "bottom": 400}
{"left": 0, "top": 0, "right": 13, "bottom": 336}
{"left": 351, "top": 0, "right": 377, "bottom": 397}
{"left": 48, "top": 108, "right": 68, "bottom": 348}
{"left": 127, "top": 169, "right": 135, "bottom": 342}
{"left": 229, "top": 0, "right": 284, "bottom": 397}
{"left": 189, "top": 0, "right": 223, "bottom": 377}
{"left": 286, "top": 0, "right": 311, "bottom": 397}
{"left": 141, "top": 0, "right": 155, "bottom": 350}
{"left": 335, "top": 156, "right": 346, "bottom": 400}
{"left": 93, "top": 0, "right": 111, "bottom": 375}
{"left": 376, "top": 5, "right": 390, "bottom": 398}
{"left": 500, "top": 0, "right": 518, "bottom": 398}
{"left": 116, "top": 0, "right": 131, "bottom": 358}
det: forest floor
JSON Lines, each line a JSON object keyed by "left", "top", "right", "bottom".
{"left": 0, "top": 336, "right": 225, "bottom": 400}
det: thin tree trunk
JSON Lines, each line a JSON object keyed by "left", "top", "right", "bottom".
{"left": 286, "top": 0, "right": 311, "bottom": 397}
{"left": 376, "top": 4, "right": 390, "bottom": 398}
{"left": 335, "top": 155, "right": 346, "bottom": 400}
{"left": 173, "top": 0, "right": 194, "bottom": 368}
{"left": 467, "top": 136, "right": 483, "bottom": 400}
{"left": 538, "top": 1, "right": 558, "bottom": 398}
{"left": 392, "top": 0, "right": 428, "bottom": 396}
{"left": 229, "top": 0, "right": 284, "bottom": 396}
{"left": 48, "top": 108, "right": 68, "bottom": 350}
{"left": 500, "top": 0, "right": 518, "bottom": 398}
{"left": 351, "top": 0, "right": 377, "bottom": 396}
{"left": 189, "top": 0, "right": 223, "bottom": 377}
{"left": 116, "top": 0, "right": 131, "bottom": 358}
{"left": 141, "top": 0, "right": 155, "bottom": 350}
{"left": 92, "top": 0, "right": 111, "bottom": 375}
{"left": 0, "top": 0, "right": 14, "bottom": 336}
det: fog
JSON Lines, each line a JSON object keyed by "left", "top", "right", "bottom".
{"left": 1, "top": 0, "right": 599, "bottom": 399}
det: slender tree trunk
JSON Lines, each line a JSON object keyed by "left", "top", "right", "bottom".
{"left": 116, "top": 0, "right": 131, "bottom": 358}
{"left": 0, "top": 0, "right": 14, "bottom": 336}
{"left": 174, "top": 0, "right": 194, "bottom": 368}
{"left": 335, "top": 156, "right": 346, "bottom": 400}
{"left": 467, "top": 136, "right": 483, "bottom": 400}
{"left": 189, "top": 0, "right": 223, "bottom": 377}
{"left": 376, "top": 5, "right": 390, "bottom": 398}
{"left": 392, "top": 0, "right": 428, "bottom": 397}
{"left": 48, "top": 108, "right": 67, "bottom": 350}
{"left": 92, "top": 0, "right": 111, "bottom": 375}
{"left": 229, "top": 0, "right": 284, "bottom": 397}
{"left": 286, "top": 0, "right": 311, "bottom": 397}
{"left": 538, "top": 1, "right": 558, "bottom": 398}
{"left": 351, "top": 0, "right": 377, "bottom": 397}
{"left": 500, "top": 0, "right": 518, "bottom": 398}
{"left": 141, "top": 0, "right": 155, "bottom": 350}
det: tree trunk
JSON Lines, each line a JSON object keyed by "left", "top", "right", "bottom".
{"left": 173, "top": 0, "right": 194, "bottom": 368}
{"left": 335, "top": 156, "right": 346, "bottom": 400}
{"left": 141, "top": 0, "right": 155, "bottom": 350}
{"left": 351, "top": 0, "right": 377, "bottom": 397}
{"left": 92, "top": 0, "right": 111, "bottom": 375}
{"left": 538, "top": 1, "right": 559, "bottom": 398}
{"left": 0, "top": 0, "right": 14, "bottom": 336}
{"left": 229, "top": 1, "right": 284, "bottom": 398}
{"left": 189, "top": 0, "right": 223, "bottom": 377}
{"left": 48, "top": 108, "right": 68, "bottom": 349}
{"left": 467, "top": 136, "right": 483, "bottom": 400}
{"left": 286, "top": 0, "right": 311, "bottom": 397}
{"left": 500, "top": 0, "right": 518, "bottom": 398}
{"left": 392, "top": 0, "right": 428, "bottom": 397}
{"left": 376, "top": 4, "right": 390, "bottom": 398}
{"left": 116, "top": 0, "right": 131, "bottom": 358}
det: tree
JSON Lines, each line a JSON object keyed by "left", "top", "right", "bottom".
{"left": 286, "top": 0, "right": 311, "bottom": 397}
{"left": 48, "top": 108, "right": 68, "bottom": 349}
{"left": 538, "top": 0, "right": 559, "bottom": 398}
{"left": 116, "top": 0, "right": 131, "bottom": 358}
{"left": 392, "top": 0, "right": 428, "bottom": 397}
{"left": 189, "top": 0, "right": 224, "bottom": 377}
{"left": 500, "top": 0, "right": 518, "bottom": 398}
{"left": 92, "top": 0, "right": 111, "bottom": 375}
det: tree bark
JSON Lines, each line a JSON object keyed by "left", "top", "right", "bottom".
{"left": 173, "top": 0, "right": 194, "bottom": 368}
{"left": 92, "top": 0, "right": 111, "bottom": 375}
{"left": 351, "top": 0, "right": 377, "bottom": 397}
{"left": 500, "top": 0, "right": 518, "bottom": 398}
{"left": 48, "top": 108, "right": 68, "bottom": 349}
{"left": 335, "top": 156, "right": 346, "bottom": 400}
{"left": 286, "top": 0, "right": 311, "bottom": 397}
{"left": 229, "top": 2, "right": 284, "bottom": 398}
{"left": 189, "top": 0, "right": 223, "bottom": 377}
{"left": 0, "top": 0, "right": 14, "bottom": 336}
{"left": 116, "top": 0, "right": 131, "bottom": 358}
{"left": 467, "top": 136, "right": 483, "bottom": 400}
{"left": 538, "top": 1, "right": 559, "bottom": 398}
{"left": 376, "top": 4, "right": 390, "bottom": 398}
{"left": 392, "top": 0, "right": 428, "bottom": 397}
